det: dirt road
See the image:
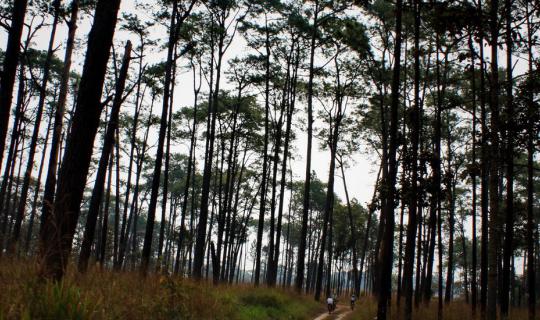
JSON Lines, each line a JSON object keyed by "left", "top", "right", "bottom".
{"left": 313, "top": 304, "right": 353, "bottom": 320}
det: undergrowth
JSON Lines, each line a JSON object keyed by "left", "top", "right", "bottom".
{"left": 0, "top": 259, "right": 322, "bottom": 320}
{"left": 342, "top": 295, "right": 537, "bottom": 320}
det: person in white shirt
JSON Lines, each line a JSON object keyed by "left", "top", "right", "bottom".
{"left": 327, "top": 296, "right": 334, "bottom": 314}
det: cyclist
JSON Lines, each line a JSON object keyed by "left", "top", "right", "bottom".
{"left": 350, "top": 294, "right": 357, "bottom": 310}
{"left": 326, "top": 296, "right": 334, "bottom": 314}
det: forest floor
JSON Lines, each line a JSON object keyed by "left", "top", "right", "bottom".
{"left": 0, "top": 259, "right": 536, "bottom": 319}
{"left": 0, "top": 258, "right": 324, "bottom": 319}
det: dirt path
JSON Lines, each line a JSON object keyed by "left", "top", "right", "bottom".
{"left": 313, "top": 304, "right": 352, "bottom": 320}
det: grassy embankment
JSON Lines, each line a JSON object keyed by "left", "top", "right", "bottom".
{"left": 0, "top": 259, "right": 323, "bottom": 319}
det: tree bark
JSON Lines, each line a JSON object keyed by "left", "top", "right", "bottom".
{"left": 501, "top": 0, "right": 514, "bottom": 316}
{"left": 39, "top": 0, "right": 79, "bottom": 254}
{"left": 39, "top": 0, "right": 122, "bottom": 280}
{"left": 377, "top": 0, "right": 402, "bottom": 317}
{"left": 78, "top": 41, "right": 132, "bottom": 273}
{"left": 487, "top": 0, "right": 501, "bottom": 318}
{"left": 0, "top": 0, "right": 28, "bottom": 169}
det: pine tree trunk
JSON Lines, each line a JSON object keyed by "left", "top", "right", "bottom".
{"left": 477, "top": 0, "right": 490, "bottom": 315}
{"left": 340, "top": 158, "right": 359, "bottom": 296}
{"left": 175, "top": 61, "right": 201, "bottom": 275}
{"left": 9, "top": 0, "right": 61, "bottom": 254}
{"left": 39, "top": 0, "right": 79, "bottom": 255}
{"left": 141, "top": 0, "right": 178, "bottom": 275}
{"left": 501, "top": 0, "right": 514, "bottom": 316}
{"left": 78, "top": 41, "right": 132, "bottom": 273}
{"left": 525, "top": 3, "right": 536, "bottom": 319}
{"left": 468, "top": 31, "right": 479, "bottom": 316}
{"left": 377, "top": 0, "right": 402, "bottom": 317}
{"left": 158, "top": 57, "right": 176, "bottom": 269}
{"left": 403, "top": 1, "right": 421, "bottom": 317}
{"left": 99, "top": 151, "right": 114, "bottom": 266}
{"left": 39, "top": 0, "right": 122, "bottom": 280}
{"left": 296, "top": 0, "right": 319, "bottom": 293}
{"left": 487, "top": 0, "right": 501, "bottom": 317}
{"left": 0, "top": 0, "right": 28, "bottom": 168}
{"left": 444, "top": 122, "right": 455, "bottom": 303}
{"left": 194, "top": 13, "right": 226, "bottom": 280}
{"left": 0, "top": 65, "right": 26, "bottom": 247}
{"left": 255, "top": 20, "right": 271, "bottom": 286}
{"left": 25, "top": 108, "right": 53, "bottom": 253}
{"left": 113, "top": 129, "right": 121, "bottom": 266}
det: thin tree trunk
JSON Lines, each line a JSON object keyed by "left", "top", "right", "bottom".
{"left": 525, "top": 3, "right": 536, "bottom": 319}
{"left": 501, "top": 0, "right": 514, "bottom": 317}
{"left": 141, "top": 0, "right": 178, "bottom": 275}
{"left": 477, "top": 0, "right": 489, "bottom": 315}
{"left": 99, "top": 151, "right": 114, "bottom": 266}
{"left": 113, "top": 129, "right": 121, "bottom": 266}
{"left": 339, "top": 157, "right": 359, "bottom": 296}
{"left": 9, "top": 0, "right": 61, "bottom": 253}
{"left": 296, "top": 0, "right": 319, "bottom": 293}
{"left": 468, "top": 31, "right": 479, "bottom": 316}
{"left": 194, "top": 12, "right": 226, "bottom": 280}
{"left": 487, "top": 0, "right": 501, "bottom": 317}
{"left": 39, "top": 0, "right": 79, "bottom": 255}
{"left": 255, "top": 18, "right": 271, "bottom": 286}
{"left": 403, "top": 1, "right": 421, "bottom": 317}
{"left": 25, "top": 107, "right": 53, "bottom": 253}
{"left": 377, "top": 0, "right": 402, "bottom": 317}
{"left": 175, "top": 60, "right": 201, "bottom": 275}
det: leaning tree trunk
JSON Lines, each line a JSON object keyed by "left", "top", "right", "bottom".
{"left": 39, "top": 0, "right": 122, "bottom": 280}
{"left": 78, "top": 41, "right": 132, "bottom": 273}
{"left": 0, "top": 65, "right": 26, "bottom": 248}
{"left": 0, "top": 0, "right": 28, "bottom": 169}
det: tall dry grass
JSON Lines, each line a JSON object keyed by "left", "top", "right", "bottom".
{"left": 0, "top": 258, "right": 323, "bottom": 319}
{"left": 343, "top": 295, "right": 537, "bottom": 319}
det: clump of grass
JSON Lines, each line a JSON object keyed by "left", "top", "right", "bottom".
{"left": 23, "top": 281, "right": 95, "bottom": 320}
{"left": 235, "top": 287, "right": 321, "bottom": 320}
